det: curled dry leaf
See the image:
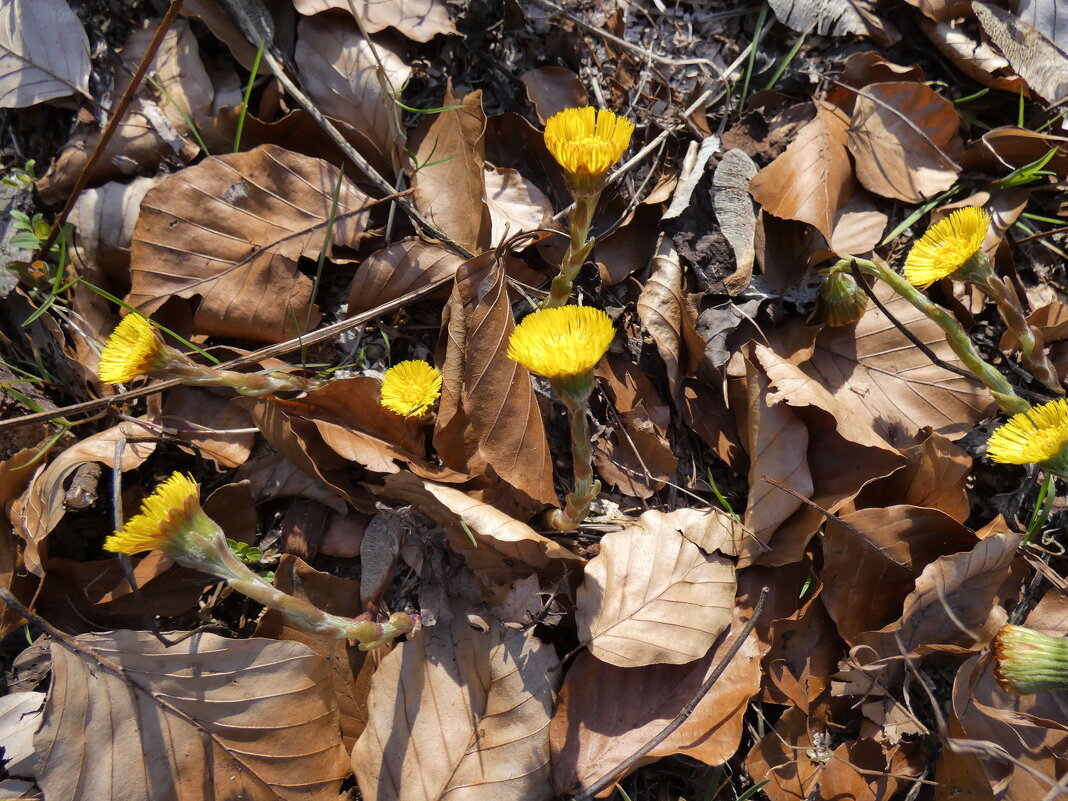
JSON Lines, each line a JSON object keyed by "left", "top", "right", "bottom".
{"left": 10, "top": 422, "right": 156, "bottom": 576}
{"left": 919, "top": 17, "right": 1028, "bottom": 96}
{"left": 293, "top": 0, "right": 457, "bottom": 42}
{"left": 846, "top": 81, "right": 963, "bottom": 203}
{"left": 974, "top": 2, "right": 1068, "bottom": 105}
{"left": 767, "top": 0, "right": 898, "bottom": 45}
{"left": 0, "top": 0, "right": 90, "bottom": 108}
{"left": 294, "top": 13, "right": 412, "bottom": 166}
{"left": 34, "top": 631, "right": 351, "bottom": 801}
{"left": 347, "top": 238, "right": 464, "bottom": 316}
{"left": 129, "top": 144, "right": 374, "bottom": 341}
{"left": 352, "top": 604, "right": 558, "bottom": 801}
{"left": 519, "top": 66, "right": 589, "bottom": 123}
{"left": 576, "top": 510, "right": 736, "bottom": 668}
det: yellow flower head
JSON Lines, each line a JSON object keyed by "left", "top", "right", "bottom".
{"left": 544, "top": 107, "right": 634, "bottom": 178}
{"left": 508, "top": 306, "right": 614, "bottom": 379}
{"left": 987, "top": 399, "right": 1068, "bottom": 473}
{"left": 98, "top": 313, "right": 167, "bottom": 384}
{"left": 104, "top": 472, "right": 204, "bottom": 555}
{"left": 380, "top": 360, "right": 442, "bottom": 417}
{"left": 904, "top": 206, "right": 991, "bottom": 289}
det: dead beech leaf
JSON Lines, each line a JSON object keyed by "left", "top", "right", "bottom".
{"left": 34, "top": 631, "right": 350, "bottom": 801}
{"left": 69, "top": 177, "right": 158, "bottom": 279}
{"left": 0, "top": 0, "right": 90, "bottom": 107}
{"left": 434, "top": 253, "right": 557, "bottom": 507}
{"left": 347, "top": 238, "right": 464, "bottom": 316}
{"left": 919, "top": 18, "right": 1028, "bottom": 96}
{"left": 829, "top": 189, "right": 887, "bottom": 255}
{"left": 162, "top": 386, "right": 255, "bottom": 469}
{"left": 294, "top": 12, "right": 411, "bottom": 166}
{"left": 519, "top": 66, "right": 588, "bottom": 123}
{"left": 10, "top": 422, "right": 156, "bottom": 576}
{"left": 746, "top": 705, "right": 823, "bottom": 801}
{"left": 551, "top": 602, "right": 764, "bottom": 796}
{"left": 409, "top": 85, "right": 490, "bottom": 255}
{"left": 381, "top": 472, "right": 584, "bottom": 596}
{"left": 483, "top": 165, "right": 557, "bottom": 248}
{"left": 1, "top": 449, "right": 40, "bottom": 638}
{"left": 795, "top": 278, "right": 997, "bottom": 447}
{"left": 593, "top": 409, "right": 677, "bottom": 499}
{"left": 974, "top": 2, "right": 1068, "bottom": 104}
{"left": 352, "top": 606, "right": 558, "bottom": 801}
{"left": 293, "top": 0, "right": 457, "bottom": 42}
{"left": 767, "top": 0, "right": 898, "bottom": 44}
{"left": 749, "top": 103, "right": 853, "bottom": 242}
{"left": 129, "top": 144, "right": 374, "bottom": 341}
{"left": 576, "top": 511, "right": 736, "bottom": 667}
{"left": 846, "top": 81, "right": 963, "bottom": 203}
{"left": 820, "top": 506, "right": 978, "bottom": 645}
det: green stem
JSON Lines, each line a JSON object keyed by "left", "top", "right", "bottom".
{"left": 977, "top": 274, "right": 1062, "bottom": 394}
{"left": 160, "top": 349, "right": 317, "bottom": 396}
{"left": 547, "top": 383, "right": 600, "bottom": 530}
{"left": 842, "top": 259, "right": 1031, "bottom": 415}
{"left": 544, "top": 195, "right": 598, "bottom": 309}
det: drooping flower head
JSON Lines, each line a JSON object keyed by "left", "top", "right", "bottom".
{"left": 815, "top": 270, "right": 867, "bottom": 327}
{"left": 993, "top": 624, "right": 1068, "bottom": 694}
{"left": 544, "top": 107, "right": 634, "bottom": 181}
{"left": 904, "top": 206, "right": 991, "bottom": 289}
{"left": 987, "top": 398, "right": 1068, "bottom": 475}
{"left": 508, "top": 306, "right": 614, "bottom": 381}
{"left": 104, "top": 473, "right": 225, "bottom": 564}
{"left": 380, "top": 360, "right": 442, "bottom": 417}
{"left": 98, "top": 313, "right": 168, "bottom": 384}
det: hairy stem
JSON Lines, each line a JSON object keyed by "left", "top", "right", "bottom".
{"left": 544, "top": 195, "right": 598, "bottom": 308}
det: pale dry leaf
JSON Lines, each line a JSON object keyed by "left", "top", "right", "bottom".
{"left": 352, "top": 607, "right": 558, "bottom": 801}
{"left": 847, "top": 81, "right": 963, "bottom": 202}
{"left": 10, "top": 422, "right": 156, "bottom": 576}
{"left": 359, "top": 512, "right": 403, "bottom": 606}
{"left": 129, "top": 144, "right": 373, "bottom": 341}
{"left": 34, "top": 631, "right": 351, "bottom": 801}
{"left": 712, "top": 148, "right": 758, "bottom": 293}
{"left": 69, "top": 177, "right": 158, "bottom": 271}
{"left": 767, "top": 0, "right": 898, "bottom": 44}
{"left": 830, "top": 190, "right": 888, "bottom": 255}
{"left": 409, "top": 85, "right": 490, "bottom": 255}
{"left": 483, "top": 165, "right": 557, "bottom": 248}
{"left": 519, "top": 66, "right": 588, "bottom": 123}
{"left": 294, "top": 13, "right": 411, "bottom": 166}
{"left": 293, "top": 0, "right": 457, "bottom": 42}
{"left": 0, "top": 691, "right": 45, "bottom": 777}
{"left": 749, "top": 104, "right": 853, "bottom": 242}
{"left": 664, "top": 136, "right": 720, "bottom": 220}
{"left": 576, "top": 513, "right": 736, "bottom": 668}
{"left": 347, "top": 238, "right": 464, "bottom": 316}
{"left": 0, "top": 0, "right": 89, "bottom": 107}
{"left": 919, "top": 17, "right": 1028, "bottom": 95}
{"left": 974, "top": 2, "right": 1068, "bottom": 104}
{"left": 1017, "top": 0, "right": 1068, "bottom": 53}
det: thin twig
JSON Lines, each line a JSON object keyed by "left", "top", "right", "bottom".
{"left": 573, "top": 586, "right": 770, "bottom": 801}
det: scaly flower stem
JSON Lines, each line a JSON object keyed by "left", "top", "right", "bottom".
{"left": 840, "top": 258, "right": 1031, "bottom": 415}
{"left": 547, "top": 378, "right": 600, "bottom": 530}
{"left": 162, "top": 352, "right": 317, "bottom": 396}
{"left": 974, "top": 274, "right": 1062, "bottom": 393}
{"left": 210, "top": 533, "right": 417, "bottom": 649}
{"left": 544, "top": 195, "right": 598, "bottom": 309}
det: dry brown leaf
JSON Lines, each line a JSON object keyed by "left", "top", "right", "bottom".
{"left": 830, "top": 190, "right": 888, "bottom": 256}
{"left": 901, "top": 0, "right": 971, "bottom": 21}
{"left": 960, "top": 127, "right": 1068, "bottom": 182}
{"left": 0, "top": 0, "right": 90, "bottom": 107}
{"left": 347, "top": 238, "right": 463, "bottom": 316}
{"left": 352, "top": 605, "right": 558, "bottom": 801}
{"left": 293, "top": 0, "right": 456, "bottom": 42}
{"left": 746, "top": 705, "right": 823, "bottom": 801}
{"left": 294, "top": 12, "right": 411, "bottom": 166}
{"left": 792, "top": 278, "right": 998, "bottom": 446}
{"left": 749, "top": 103, "right": 853, "bottom": 242}
{"left": 10, "top": 422, "right": 156, "bottom": 575}
{"left": 483, "top": 165, "right": 557, "bottom": 248}
{"left": 712, "top": 149, "right": 758, "bottom": 293}
{"left": 0, "top": 449, "right": 40, "bottom": 638}
{"left": 975, "top": 2, "right": 1068, "bottom": 104}
{"left": 767, "top": 0, "right": 898, "bottom": 44}
{"left": 129, "top": 144, "right": 374, "bottom": 341}
{"left": 551, "top": 600, "right": 764, "bottom": 795}
{"left": 764, "top": 588, "right": 842, "bottom": 710}
{"left": 37, "top": 22, "right": 212, "bottom": 203}
{"left": 576, "top": 510, "right": 736, "bottom": 667}
{"left": 820, "top": 506, "right": 978, "bottom": 644}
{"left": 433, "top": 253, "right": 557, "bottom": 506}
{"left": 69, "top": 177, "right": 158, "bottom": 281}
{"left": 409, "top": 85, "right": 490, "bottom": 255}
{"left": 920, "top": 17, "right": 1028, "bottom": 96}
{"left": 34, "top": 631, "right": 350, "bottom": 801}
{"left": 519, "top": 66, "right": 588, "bottom": 124}
{"left": 846, "top": 81, "right": 963, "bottom": 202}
{"left": 254, "top": 555, "right": 374, "bottom": 749}
{"left": 593, "top": 410, "right": 678, "bottom": 499}
{"left": 594, "top": 203, "right": 660, "bottom": 286}
{"left": 162, "top": 387, "right": 255, "bottom": 469}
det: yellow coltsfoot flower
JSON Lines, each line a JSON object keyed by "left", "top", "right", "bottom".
{"left": 544, "top": 107, "right": 634, "bottom": 195}
{"left": 507, "top": 306, "right": 615, "bottom": 381}
{"left": 380, "top": 360, "right": 442, "bottom": 417}
{"left": 904, "top": 206, "right": 991, "bottom": 289}
{"left": 987, "top": 398, "right": 1068, "bottom": 475}
{"left": 98, "top": 313, "right": 169, "bottom": 384}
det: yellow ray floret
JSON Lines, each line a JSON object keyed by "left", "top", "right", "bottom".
{"left": 508, "top": 306, "right": 615, "bottom": 378}
{"left": 98, "top": 313, "right": 166, "bottom": 384}
{"left": 104, "top": 472, "right": 201, "bottom": 555}
{"left": 380, "top": 360, "right": 443, "bottom": 417}
{"left": 904, "top": 206, "right": 991, "bottom": 289}
{"left": 544, "top": 107, "right": 635, "bottom": 177}
{"left": 987, "top": 398, "right": 1068, "bottom": 467}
